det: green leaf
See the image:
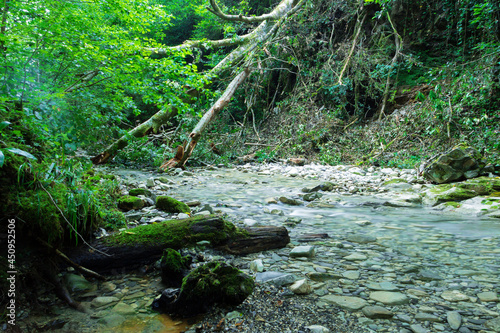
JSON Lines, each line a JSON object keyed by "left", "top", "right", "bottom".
{"left": 6, "top": 148, "right": 37, "bottom": 161}
{"left": 0, "top": 121, "right": 11, "bottom": 132}
{"left": 0, "top": 150, "right": 4, "bottom": 167}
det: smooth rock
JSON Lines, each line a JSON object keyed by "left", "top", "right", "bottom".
{"left": 255, "top": 272, "right": 296, "bottom": 286}
{"left": 91, "top": 296, "right": 120, "bottom": 308}
{"left": 346, "top": 234, "right": 377, "bottom": 244}
{"left": 447, "top": 311, "right": 462, "bottom": 330}
{"left": 112, "top": 302, "right": 135, "bottom": 315}
{"left": 362, "top": 306, "right": 393, "bottom": 319}
{"left": 477, "top": 291, "right": 498, "bottom": 302}
{"left": 441, "top": 290, "right": 470, "bottom": 302}
{"left": 410, "top": 324, "right": 428, "bottom": 333}
{"left": 289, "top": 279, "right": 313, "bottom": 295}
{"left": 305, "top": 325, "right": 330, "bottom": 333}
{"left": 485, "top": 316, "right": 500, "bottom": 332}
{"left": 415, "top": 313, "right": 441, "bottom": 322}
{"left": 342, "top": 271, "right": 360, "bottom": 280}
{"left": 250, "top": 259, "right": 264, "bottom": 272}
{"left": 366, "top": 281, "right": 399, "bottom": 291}
{"left": 369, "top": 291, "right": 409, "bottom": 305}
{"left": 343, "top": 253, "right": 367, "bottom": 261}
{"left": 290, "top": 245, "right": 315, "bottom": 258}
{"left": 320, "top": 295, "right": 368, "bottom": 311}
{"left": 97, "top": 314, "right": 126, "bottom": 327}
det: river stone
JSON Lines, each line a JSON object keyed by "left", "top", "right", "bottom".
{"left": 250, "top": 259, "right": 264, "bottom": 272}
{"left": 303, "top": 192, "right": 323, "bottom": 201}
{"left": 422, "top": 145, "right": 486, "bottom": 184}
{"left": 346, "top": 234, "right": 377, "bottom": 244}
{"left": 307, "top": 272, "right": 342, "bottom": 281}
{"left": 117, "top": 195, "right": 145, "bottom": 211}
{"left": 343, "top": 253, "right": 367, "bottom": 261}
{"left": 279, "top": 196, "right": 303, "bottom": 205}
{"left": 441, "top": 290, "right": 470, "bottom": 302}
{"left": 289, "top": 278, "right": 312, "bottom": 295}
{"left": 485, "top": 317, "right": 500, "bottom": 332}
{"left": 409, "top": 324, "right": 428, "bottom": 333}
{"left": 418, "top": 269, "right": 444, "bottom": 281}
{"left": 320, "top": 295, "right": 368, "bottom": 311}
{"left": 362, "top": 306, "right": 393, "bottom": 319}
{"left": 447, "top": 311, "right": 462, "bottom": 330}
{"left": 369, "top": 291, "right": 409, "bottom": 305}
{"left": 112, "top": 302, "right": 135, "bottom": 315}
{"left": 91, "top": 296, "right": 120, "bottom": 308}
{"left": 366, "top": 281, "right": 399, "bottom": 291}
{"left": 305, "top": 325, "right": 330, "bottom": 333}
{"left": 415, "top": 313, "right": 441, "bottom": 322}
{"left": 290, "top": 245, "right": 315, "bottom": 258}
{"left": 342, "top": 271, "right": 360, "bottom": 280}
{"left": 477, "top": 291, "right": 498, "bottom": 302}
{"left": 97, "top": 313, "right": 126, "bottom": 327}
{"left": 255, "top": 272, "right": 296, "bottom": 286}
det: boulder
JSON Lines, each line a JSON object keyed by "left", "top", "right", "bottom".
{"left": 422, "top": 145, "right": 486, "bottom": 184}
{"left": 152, "top": 261, "right": 254, "bottom": 316}
{"left": 117, "top": 195, "right": 144, "bottom": 211}
{"left": 156, "top": 196, "right": 190, "bottom": 213}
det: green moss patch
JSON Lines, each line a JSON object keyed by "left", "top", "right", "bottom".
{"left": 117, "top": 195, "right": 144, "bottom": 211}
{"left": 128, "top": 188, "right": 152, "bottom": 197}
{"left": 103, "top": 215, "right": 247, "bottom": 248}
{"left": 156, "top": 196, "right": 190, "bottom": 213}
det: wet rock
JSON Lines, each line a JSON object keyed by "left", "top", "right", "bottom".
{"left": 447, "top": 311, "right": 462, "bottom": 330}
{"left": 303, "top": 192, "right": 323, "bottom": 201}
{"left": 418, "top": 269, "right": 444, "bottom": 281}
{"left": 477, "top": 291, "right": 498, "bottom": 302}
{"left": 366, "top": 281, "right": 399, "bottom": 291}
{"left": 423, "top": 185, "right": 477, "bottom": 206}
{"left": 128, "top": 188, "right": 153, "bottom": 198}
{"left": 362, "top": 305, "right": 393, "bottom": 319}
{"left": 250, "top": 259, "right": 264, "bottom": 272}
{"left": 342, "top": 271, "right": 360, "bottom": 280}
{"left": 343, "top": 252, "right": 367, "bottom": 261}
{"left": 369, "top": 291, "right": 409, "bottom": 305}
{"left": 485, "top": 317, "right": 500, "bottom": 332}
{"left": 415, "top": 313, "right": 441, "bottom": 322}
{"left": 112, "top": 302, "right": 135, "bottom": 315}
{"left": 409, "top": 324, "right": 428, "bottom": 333}
{"left": 289, "top": 279, "right": 312, "bottom": 295}
{"left": 441, "top": 290, "right": 470, "bottom": 302}
{"left": 320, "top": 295, "right": 368, "bottom": 311}
{"left": 422, "top": 145, "right": 487, "bottom": 184}
{"left": 346, "top": 234, "right": 377, "bottom": 244}
{"left": 305, "top": 325, "right": 330, "bottom": 333}
{"left": 97, "top": 314, "right": 126, "bottom": 327}
{"left": 279, "top": 196, "right": 303, "bottom": 205}
{"left": 256, "top": 272, "right": 296, "bottom": 286}
{"left": 91, "top": 296, "right": 120, "bottom": 308}
{"left": 290, "top": 245, "right": 315, "bottom": 258}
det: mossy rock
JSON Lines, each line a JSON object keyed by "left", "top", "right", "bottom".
{"left": 160, "top": 248, "right": 191, "bottom": 287}
{"left": 382, "top": 178, "right": 408, "bottom": 186}
{"left": 443, "top": 201, "right": 461, "bottom": 209}
{"left": 423, "top": 184, "right": 478, "bottom": 206}
{"left": 117, "top": 195, "right": 144, "bottom": 211}
{"left": 156, "top": 196, "right": 190, "bottom": 214}
{"left": 153, "top": 261, "right": 254, "bottom": 316}
{"left": 128, "top": 188, "right": 153, "bottom": 197}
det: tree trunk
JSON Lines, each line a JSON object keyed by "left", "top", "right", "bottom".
{"left": 160, "top": 68, "right": 251, "bottom": 169}
{"left": 91, "top": 0, "right": 305, "bottom": 165}
{"left": 67, "top": 215, "right": 289, "bottom": 273}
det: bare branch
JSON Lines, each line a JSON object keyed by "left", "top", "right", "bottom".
{"left": 207, "top": 0, "right": 298, "bottom": 24}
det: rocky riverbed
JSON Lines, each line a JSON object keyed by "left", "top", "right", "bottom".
{"left": 16, "top": 162, "right": 500, "bottom": 333}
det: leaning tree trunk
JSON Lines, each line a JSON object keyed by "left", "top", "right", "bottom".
{"left": 160, "top": 69, "right": 251, "bottom": 169}
{"left": 91, "top": 0, "right": 304, "bottom": 165}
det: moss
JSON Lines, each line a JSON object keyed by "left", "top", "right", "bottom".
{"left": 444, "top": 201, "right": 461, "bottom": 208}
{"left": 103, "top": 214, "right": 247, "bottom": 248}
{"left": 156, "top": 196, "right": 190, "bottom": 213}
{"left": 128, "top": 188, "right": 152, "bottom": 197}
{"left": 178, "top": 261, "right": 254, "bottom": 312}
{"left": 382, "top": 178, "right": 408, "bottom": 186}
{"left": 117, "top": 195, "right": 144, "bottom": 211}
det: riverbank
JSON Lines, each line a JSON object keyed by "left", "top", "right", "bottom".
{"left": 16, "top": 162, "right": 500, "bottom": 333}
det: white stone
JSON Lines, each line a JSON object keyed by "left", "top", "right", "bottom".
{"left": 250, "top": 259, "right": 264, "bottom": 272}
{"left": 289, "top": 279, "right": 312, "bottom": 295}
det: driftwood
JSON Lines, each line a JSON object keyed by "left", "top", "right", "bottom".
{"left": 67, "top": 215, "right": 289, "bottom": 273}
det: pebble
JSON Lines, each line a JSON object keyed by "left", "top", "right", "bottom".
{"left": 361, "top": 306, "right": 393, "bottom": 319}
{"left": 369, "top": 291, "right": 409, "bottom": 305}
{"left": 289, "top": 279, "right": 312, "bottom": 295}
{"left": 320, "top": 295, "right": 368, "bottom": 311}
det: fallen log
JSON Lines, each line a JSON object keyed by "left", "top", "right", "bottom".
{"left": 67, "top": 215, "right": 289, "bottom": 273}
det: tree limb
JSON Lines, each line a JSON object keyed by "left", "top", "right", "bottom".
{"left": 207, "top": 0, "right": 298, "bottom": 23}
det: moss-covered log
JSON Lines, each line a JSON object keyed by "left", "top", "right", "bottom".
{"left": 67, "top": 215, "right": 289, "bottom": 273}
